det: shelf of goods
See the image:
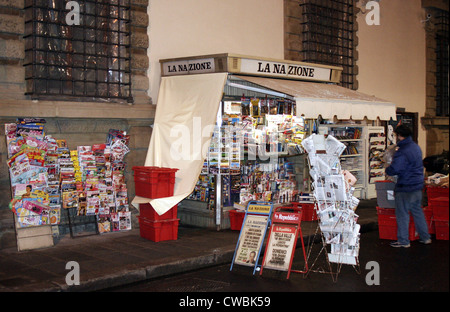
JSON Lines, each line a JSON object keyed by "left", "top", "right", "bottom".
{"left": 367, "top": 127, "right": 386, "bottom": 199}
{"left": 186, "top": 98, "right": 309, "bottom": 215}
{"left": 319, "top": 125, "right": 366, "bottom": 199}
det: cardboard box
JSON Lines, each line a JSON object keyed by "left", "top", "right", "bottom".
{"left": 16, "top": 224, "right": 54, "bottom": 251}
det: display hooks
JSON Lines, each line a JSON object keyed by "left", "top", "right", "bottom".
{"left": 300, "top": 134, "right": 361, "bottom": 283}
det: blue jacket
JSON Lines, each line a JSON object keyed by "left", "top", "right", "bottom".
{"left": 385, "top": 136, "right": 424, "bottom": 192}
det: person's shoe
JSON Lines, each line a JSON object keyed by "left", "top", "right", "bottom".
{"left": 390, "top": 241, "right": 410, "bottom": 248}
{"left": 419, "top": 238, "right": 432, "bottom": 244}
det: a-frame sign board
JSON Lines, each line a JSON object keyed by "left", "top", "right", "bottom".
{"left": 260, "top": 206, "right": 308, "bottom": 279}
{"left": 230, "top": 201, "right": 273, "bottom": 275}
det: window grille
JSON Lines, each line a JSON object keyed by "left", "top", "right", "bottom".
{"left": 435, "top": 10, "right": 449, "bottom": 117}
{"left": 298, "top": 0, "right": 356, "bottom": 90}
{"left": 24, "top": 0, "right": 133, "bottom": 103}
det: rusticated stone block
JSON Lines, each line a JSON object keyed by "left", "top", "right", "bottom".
{"left": 0, "top": 0, "right": 24, "bottom": 9}
{"left": 131, "top": 53, "right": 149, "bottom": 70}
{"left": 0, "top": 38, "right": 25, "bottom": 60}
{"left": 131, "top": 74, "right": 149, "bottom": 91}
{"left": 131, "top": 32, "right": 149, "bottom": 49}
{"left": 131, "top": 0, "right": 149, "bottom": 7}
{"left": 0, "top": 64, "right": 24, "bottom": 83}
{"left": 0, "top": 14, "right": 24, "bottom": 34}
{"left": 131, "top": 10, "right": 149, "bottom": 28}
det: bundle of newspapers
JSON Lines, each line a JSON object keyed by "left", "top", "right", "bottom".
{"left": 301, "top": 134, "right": 360, "bottom": 265}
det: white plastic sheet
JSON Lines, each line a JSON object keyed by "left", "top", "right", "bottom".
{"left": 132, "top": 73, "right": 228, "bottom": 215}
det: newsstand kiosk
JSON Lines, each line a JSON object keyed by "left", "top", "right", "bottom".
{"left": 132, "top": 53, "right": 396, "bottom": 232}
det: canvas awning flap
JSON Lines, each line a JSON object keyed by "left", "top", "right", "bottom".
{"left": 131, "top": 73, "right": 228, "bottom": 215}
{"left": 234, "top": 75, "right": 396, "bottom": 120}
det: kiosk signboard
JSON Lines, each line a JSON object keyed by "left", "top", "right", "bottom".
{"left": 233, "top": 214, "right": 269, "bottom": 267}
{"left": 160, "top": 53, "right": 342, "bottom": 83}
{"left": 260, "top": 207, "right": 308, "bottom": 279}
{"left": 262, "top": 223, "right": 297, "bottom": 271}
{"left": 230, "top": 201, "right": 273, "bottom": 275}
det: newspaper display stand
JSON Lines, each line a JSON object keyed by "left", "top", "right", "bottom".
{"left": 230, "top": 201, "right": 273, "bottom": 275}
{"left": 260, "top": 206, "right": 308, "bottom": 279}
{"left": 301, "top": 134, "right": 361, "bottom": 282}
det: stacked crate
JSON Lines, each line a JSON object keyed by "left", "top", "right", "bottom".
{"left": 375, "top": 181, "right": 419, "bottom": 241}
{"left": 427, "top": 185, "right": 449, "bottom": 240}
{"left": 291, "top": 202, "right": 317, "bottom": 221}
{"left": 229, "top": 209, "right": 245, "bottom": 231}
{"left": 133, "top": 166, "right": 179, "bottom": 242}
{"left": 292, "top": 194, "right": 317, "bottom": 221}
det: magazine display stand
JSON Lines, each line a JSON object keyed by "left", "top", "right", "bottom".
{"left": 318, "top": 125, "right": 366, "bottom": 199}
{"left": 301, "top": 134, "right": 361, "bottom": 282}
{"left": 367, "top": 126, "right": 387, "bottom": 198}
{"left": 5, "top": 119, "right": 132, "bottom": 251}
{"left": 230, "top": 201, "right": 273, "bottom": 275}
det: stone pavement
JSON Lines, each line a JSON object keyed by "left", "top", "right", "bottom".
{"left": 0, "top": 200, "right": 379, "bottom": 292}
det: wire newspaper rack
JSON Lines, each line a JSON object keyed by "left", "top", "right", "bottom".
{"left": 300, "top": 133, "right": 362, "bottom": 283}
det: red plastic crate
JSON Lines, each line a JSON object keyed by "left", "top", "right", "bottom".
{"left": 139, "top": 203, "right": 177, "bottom": 221}
{"left": 434, "top": 219, "right": 449, "bottom": 240}
{"left": 376, "top": 207, "right": 419, "bottom": 241}
{"left": 429, "top": 197, "right": 449, "bottom": 220}
{"left": 422, "top": 207, "right": 435, "bottom": 234}
{"left": 138, "top": 217, "right": 179, "bottom": 242}
{"left": 292, "top": 202, "right": 317, "bottom": 221}
{"left": 229, "top": 209, "right": 245, "bottom": 231}
{"left": 133, "top": 166, "right": 178, "bottom": 199}
{"left": 426, "top": 185, "right": 449, "bottom": 200}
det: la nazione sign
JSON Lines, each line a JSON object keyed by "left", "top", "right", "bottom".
{"left": 160, "top": 53, "right": 342, "bottom": 83}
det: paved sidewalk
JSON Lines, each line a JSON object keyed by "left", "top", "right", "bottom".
{"left": 0, "top": 201, "right": 379, "bottom": 292}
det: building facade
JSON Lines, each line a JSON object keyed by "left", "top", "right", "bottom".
{"left": 0, "top": 0, "right": 447, "bottom": 249}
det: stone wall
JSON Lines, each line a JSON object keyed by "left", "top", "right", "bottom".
{"left": 0, "top": 0, "right": 155, "bottom": 249}
{"left": 0, "top": 0, "right": 151, "bottom": 103}
{"left": 421, "top": 0, "right": 449, "bottom": 157}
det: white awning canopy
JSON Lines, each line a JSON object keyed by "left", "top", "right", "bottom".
{"left": 234, "top": 75, "right": 396, "bottom": 120}
{"left": 132, "top": 73, "right": 228, "bottom": 215}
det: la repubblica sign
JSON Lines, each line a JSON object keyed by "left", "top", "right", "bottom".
{"left": 160, "top": 53, "right": 342, "bottom": 83}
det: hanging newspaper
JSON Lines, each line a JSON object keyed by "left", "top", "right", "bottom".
{"left": 301, "top": 134, "right": 361, "bottom": 266}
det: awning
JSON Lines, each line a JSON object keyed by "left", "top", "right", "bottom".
{"left": 131, "top": 73, "right": 228, "bottom": 215}
{"left": 234, "top": 75, "right": 396, "bottom": 120}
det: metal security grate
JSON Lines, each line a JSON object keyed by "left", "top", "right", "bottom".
{"left": 24, "top": 0, "right": 133, "bottom": 103}
{"left": 298, "top": 0, "right": 356, "bottom": 90}
{"left": 435, "top": 10, "right": 449, "bottom": 117}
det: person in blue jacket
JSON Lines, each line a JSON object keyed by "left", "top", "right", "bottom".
{"left": 385, "top": 125, "right": 431, "bottom": 248}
